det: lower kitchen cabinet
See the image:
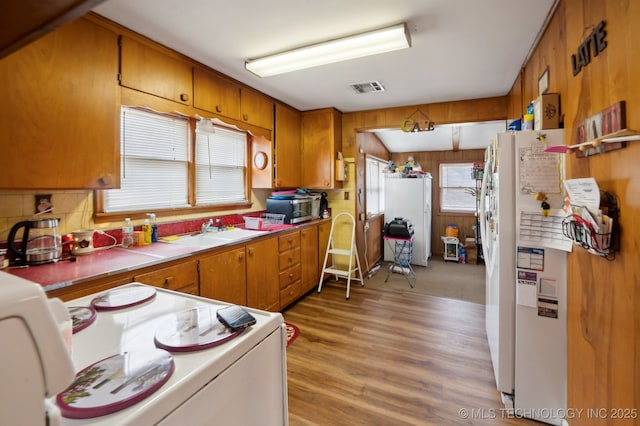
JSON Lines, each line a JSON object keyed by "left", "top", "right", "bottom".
{"left": 318, "top": 220, "right": 332, "bottom": 280}
{"left": 47, "top": 276, "right": 133, "bottom": 302}
{"left": 300, "top": 225, "right": 319, "bottom": 293}
{"left": 199, "top": 247, "right": 247, "bottom": 305}
{"left": 278, "top": 230, "right": 301, "bottom": 309}
{"left": 134, "top": 259, "right": 199, "bottom": 295}
{"left": 246, "top": 237, "right": 280, "bottom": 312}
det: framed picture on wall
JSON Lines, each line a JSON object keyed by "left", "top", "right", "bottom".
{"left": 538, "top": 67, "right": 549, "bottom": 95}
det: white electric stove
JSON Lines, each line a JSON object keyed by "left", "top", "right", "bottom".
{"left": 0, "top": 273, "right": 288, "bottom": 425}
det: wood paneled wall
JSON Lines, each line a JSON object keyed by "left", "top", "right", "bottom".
{"left": 512, "top": 0, "right": 639, "bottom": 422}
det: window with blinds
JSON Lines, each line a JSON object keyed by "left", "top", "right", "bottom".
{"left": 195, "top": 120, "right": 248, "bottom": 206}
{"left": 104, "top": 107, "right": 190, "bottom": 212}
{"left": 365, "top": 156, "right": 386, "bottom": 215}
{"left": 102, "top": 107, "right": 250, "bottom": 215}
{"left": 439, "top": 162, "right": 476, "bottom": 213}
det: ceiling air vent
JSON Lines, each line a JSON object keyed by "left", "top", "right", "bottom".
{"left": 349, "top": 81, "right": 385, "bottom": 94}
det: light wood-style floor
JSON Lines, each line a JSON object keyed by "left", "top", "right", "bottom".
{"left": 283, "top": 280, "right": 538, "bottom": 426}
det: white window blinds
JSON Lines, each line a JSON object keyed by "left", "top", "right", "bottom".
{"left": 439, "top": 162, "right": 476, "bottom": 213}
{"left": 195, "top": 120, "right": 248, "bottom": 205}
{"left": 365, "top": 156, "right": 386, "bottom": 214}
{"left": 104, "top": 107, "right": 190, "bottom": 212}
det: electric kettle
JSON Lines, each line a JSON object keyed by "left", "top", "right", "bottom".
{"left": 7, "top": 218, "right": 62, "bottom": 265}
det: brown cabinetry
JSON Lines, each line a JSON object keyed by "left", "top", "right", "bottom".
{"left": 134, "top": 260, "right": 199, "bottom": 295}
{"left": 274, "top": 102, "right": 302, "bottom": 188}
{"left": 0, "top": 17, "right": 120, "bottom": 189}
{"left": 278, "top": 230, "right": 302, "bottom": 309}
{"left": 301, "top": 108, "right": 343, "bottom": 189}
{"left": 318, "top": 219, "right": 331, "bottom": 280}
{"left": 193, "top": 66, "right": 240, "bottom": 120}
{"left": 119, "top": 35, "right": 192, "bottom": 105}
{"left": 241, "top": 88, "right": 274, "bottom": 130}
{"left": 246, "top": 237, "right": 280, "bottom": 312}
{"left": 199, "top": 247, "right": 247, "bottom": 305}
{"left": 300, "top": 225, "right": 319, "bottom": 293}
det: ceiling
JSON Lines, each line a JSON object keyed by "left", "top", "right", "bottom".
{"left": 93, "top": 0, "right": 556, "bottom": 151}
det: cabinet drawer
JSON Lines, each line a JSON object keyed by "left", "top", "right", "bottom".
{"left": 278, "top": 231, "right": 300, "bottom": 252}
{"left": 134, "top": 260, "right": 198, "bottom": 294}
{"left": 279, "top": 264, "right": 301, "bottom": 288}
{"left": 280, "top": 281, "right": 301, "bottom": 308}
{"left": 279, "top": 246, "right": 300, "bottom": 270}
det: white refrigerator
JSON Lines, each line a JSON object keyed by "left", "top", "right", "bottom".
{"left": 480, "top": 130, "right": 568, "bottom": 425}
{"left": 384, "top": 175, "right": 432, "bottom": 266}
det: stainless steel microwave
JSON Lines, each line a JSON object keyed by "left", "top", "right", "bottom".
{"left": 266, "top": 198, "right": 313, "bottom": 224}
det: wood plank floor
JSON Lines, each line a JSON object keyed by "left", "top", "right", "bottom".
{"left": 282, "top": 281, "right": 538, "bottom": 426}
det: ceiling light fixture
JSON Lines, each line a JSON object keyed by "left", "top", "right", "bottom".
{"left": 245, "top": 23, "right": 411, "bottom": 77}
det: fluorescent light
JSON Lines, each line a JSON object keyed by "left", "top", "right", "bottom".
{"left": 245, "top": 23, "right": 411, "bottom": 77}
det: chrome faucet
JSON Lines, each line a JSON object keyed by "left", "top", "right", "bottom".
{"left": 201, "top": 219, "right": 213, "bottom": 234}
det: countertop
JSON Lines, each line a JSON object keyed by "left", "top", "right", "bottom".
{"left": 5, "top": 219, "right": 329, "bottom": 293}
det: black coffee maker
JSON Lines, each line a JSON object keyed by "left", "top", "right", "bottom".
{"left": 319, "top": 192, "right": 328, "bottom": 216}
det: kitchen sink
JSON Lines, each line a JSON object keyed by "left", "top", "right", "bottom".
{"left": 169, "top": 228, "right": 269, "bottom": 248}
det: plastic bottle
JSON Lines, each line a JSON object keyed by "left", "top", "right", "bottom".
{"left": 142, "top": 219, "right": 151, "bottom": 245}
{"left": 122, "top": 218, "right": 133, "bottom": 248}
{"left": 148, "top": 213, "right": 158, "bottom": 243}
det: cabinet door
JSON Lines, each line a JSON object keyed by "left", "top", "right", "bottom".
{"left": 241, "top": 88, "right": 274, "bottom": 130}
{"left": 199, "top": 247, "right": 247, "bottom": 305}
{"left": 193, "top": 66, "right": 240, "bottom": 120}
{"left": 247, "top": 237, "right": 280, "bottom": 311}
{"left": 301, "top": 108, "right": 343, "bottom": 189}
{"left": 246, "top": 237, "right": 280, "bottom": 311}
{"left": 274, "top": 103, "right": 301, "bottom": 188}
{"left": 251, "top": 134, "right": 273, "bottom": 189}
{"left": 47, "top": 276, "right": 132, "bottom": 302}
{"left": 120, "top": 35, "right": 192, "bottom": 105}
{"left": 300, "top": 225, "right": 319, "bottom": 293}
{"left": 0, "top": 17, "right": 119, "bottom": 189}
{"left": 134, "top": 260, "right": 199, "bottom": 295}
{"left": 318, "top": 220, "right": 332, "bottom": 279}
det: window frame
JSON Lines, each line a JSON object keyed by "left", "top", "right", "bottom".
{"left": 437, "top": 161, "right": 477, "bottom": 215}
{"left": 95, "top": 107, "right": 253, "bottom": 223}
{"left": 365, "top": 155, "right": 387, "bottom": 215}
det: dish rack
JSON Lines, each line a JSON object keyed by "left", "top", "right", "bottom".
{"left": 243, "top": 213, "right": 286, "bottom": 230}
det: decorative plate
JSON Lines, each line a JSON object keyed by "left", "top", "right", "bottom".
{"left": 68, "top": 305, "right": 97, "bottom": 333}
{"left": 56, "top": 349, "right": 174, "bottom": 419}
{"left": 154, "top": 306, "right": 244, "bottom": 352}
{"left": 91, "top": 284, "right": 156, "bottom": 311}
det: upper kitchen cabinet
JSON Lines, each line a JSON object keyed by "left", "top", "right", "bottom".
{"left": 301, "top": 108, "right": 343, "bottom": 189}
{"left": 1, "top": 0, "right": 109, "bottom": 59}
{"left": 119, "top": 35, "right": 192, "bottom": 105}
{"left": 0, "top": 17, "right": 120, "bottom": 189}
{"left": 193, "top": 66, "right": 240, "bottom": 120}
{"left": 274, "top": 102, "right": 302, "bottom": 188}
{"left": 240, "top": 88, "right": 274, "bottom": 130}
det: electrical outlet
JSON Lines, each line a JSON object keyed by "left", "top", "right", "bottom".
{"left": 35, "top": 194, "right": 53, "bottom": 214}
{"left": 344, "top": 191, "right": 350, "bottom": 200}
{"left": 364, "top": 222, "right": 370, "bottom": 231}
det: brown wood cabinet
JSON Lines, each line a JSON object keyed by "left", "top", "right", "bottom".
{"left": 240, "top": 88, "right": 274, "bottom": 130}
{"left": 119, "top": 35, "right": 192, "bottom": 105}
{"left": 274, "top": 102, "right": 302, "bottom": 188}
{"left": 278, "top": 230, "right": 301, "bottom": 308}
{"left": 199, "top": 246, "right": 247, "bottom": 305}
{"left": 318, "top": 220, "right": 332, "bottom": 280}
{"left": 251, "top": 134, "right": 274, "bottom": 189}
{"left": 300, "top": 224, "right": 319, "bottom": 293}
{"left": 193, "top": 66, "right": 240, "bottom": 120}
{"left": 246, "top": 237, "right": 280, "bottom": 311}
{"left": 47, "top": 276, "right": 133, "bottom": 302}
{"left": 301, "top": 108, "right": 343, "bottom": 189}
{"left": 133, "top": 259, "right": 199, "bottom": 295}
{"left": 0, "top": 17, "right": 120, "bottom": 189}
